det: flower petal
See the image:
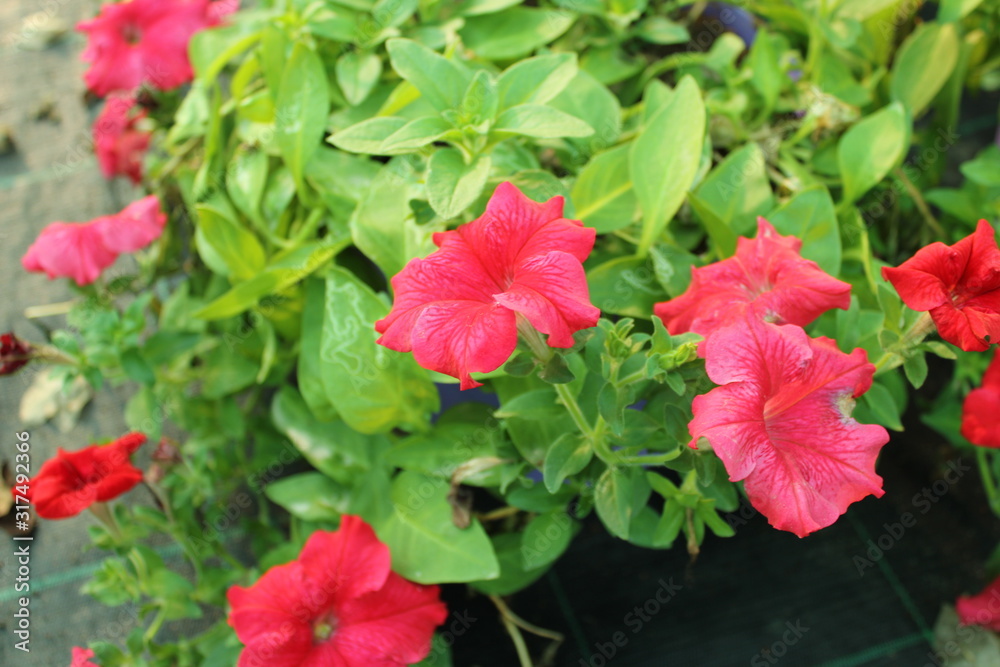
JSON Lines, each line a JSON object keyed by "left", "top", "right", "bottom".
{"left": 94, "top": 195, "right": 167, "bottom": 254}
{"left": 493, "top": 251, "right": 600, "bottom": 347}
{"left": 957, "top": 575, "right": 1000, "bottom": 633}
{"left": 298, "top": 515, "right": 392, "bottom": 607}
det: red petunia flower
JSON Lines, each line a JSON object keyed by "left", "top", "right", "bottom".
{"left": 1, "top": 332, "right": 31, "bottom": 376}
{"left": 77, "top": 0, "right": 224, "bottom": 96}
{"left": 20, "top": 433, "right": 146, "bottom": 519}
{"left": 883, "top": 220, "right": 1000, "bottom": 352}
{"left": 70, "top": 647, "right": 100, "bottom": 667}
{"left": 688, "top": 316, "right": 889, "bottom": 537}
{"left": 957, "top": 575, "right": 1000, "bottom": 633}
{"left": 961, "top": 348, "right": 1000, "bottom": 447}
{"left": 94, "top": 93, "right": 151, "bottom": 184}
{"left": 22, "top": 195, "right": 167, "bottom": 285}
{"left": 227, "top": 515, "right": 448, "bottom": 667}
{"left": 376, "top": 182, "right": 600, "bottom": 389}
{"left": 655, "top": 218, "right": 851, "bottom": 341}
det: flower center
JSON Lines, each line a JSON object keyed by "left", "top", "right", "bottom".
{"left": 313, "top": 613, "right": 338, "bottom": 643}
{"left": 122, "top": 23, "right": 142, "bottom": 45}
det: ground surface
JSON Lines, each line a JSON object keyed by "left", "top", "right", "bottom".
{"left": 1, "top": 2, "right": 999, "bottom": 666}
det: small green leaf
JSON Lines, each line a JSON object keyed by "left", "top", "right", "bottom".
{"left": 890, "top": 23, "right": 959, "bottom": 117}
{"left": 903, "top": 352, "right": 929, "bottom": 389}
{"left": 543, "top": 433, "right": 592, "bottom": 493}
{"left": 571, "top": 143, "right": 637, "bottom": 233}
{"left": 386, "top": 38, "right": 471, "bottom": 111}
{"left": 838, "top": 102, "right": 908, "bottom": 204}
{"left": 862, "top": 381, "right": 904, "bottom": 432}
{"left": 276, "top": 43, "right": 330, "bottom": 197}
{"left": 330, "top": 116, "right": 410, "bottom": 154}
{"left": 336, "top": 51, "right": 383, "bottom": 106}
{"left": 380, "top": 116, "right": 454, "bottom": 152}
{"left": 194, "top": 205, "right": 266, "bottom": 281}
{"left": 459, "top": 7, "right": 574, "bottom": 60}
{"left": 766, "top": 185, "right": 841, "bottom": 274}
{"left": 632, "top": 76, "right": 705, "bottom": 256}
{"left": 521, "top": 511, "right": 576, "bottom": 569}
{"left": 265, "top": 472, "right": 350, "bottom": 522}
{"left": 459, "top": 70, "right": 499, "bottom": 123}
{"left": 497, "top": 53, "right": 578, "bottom": 109}
{"left": 492, "top": 104, "right": 594, "bottom": 139}
{"left": 426, "top": 149, "right": 493, "bottom": 219}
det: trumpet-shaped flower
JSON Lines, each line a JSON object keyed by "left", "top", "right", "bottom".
{"left": 376, "top": 182, "right": 600, "bottom": 389}
{"left": 962, "top": 348, "right": 1000, "bottom": 447}
{"left": 77, "top": 0, "right": 224, "bottom": 95}
{"left": 22, "top": 195, "right": 167, "bottom": 285}
{"left": 655, "top": 218, "right": 851, "bottom": 340}
{"left": 19, "top": 433, "right": 146, "bottom": 519}
{"left": 94, "top": 93, "right": 151, "bottom": 184}
{"left": 883, "top": 220, "right": 1000, "bottom": 352}
{"left": 227, "top": 515, "right": 447, "bottom": 667}
{"left": 688, "top": 316, "right": 889, "bottom": 537}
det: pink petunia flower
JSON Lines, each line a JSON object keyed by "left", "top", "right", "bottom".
{"left": 94, "top": 93, "right": 151, "bottom": 184}
{"left": 688, "top": 316, "right": 889, "bottom": 537}
{"left": 227, "top": 515, "right": 448, "bottom": 667}
{"left": 70, "top": 647, "right": 99, "bottom": 667}
{"left": 655, "top": 218, "right": 851, "bottom": 341}
{"left": 376, "top": 182, "right": 600, "bottom": 389}
{"left": 77, "top": 0, "right": 225, "bottom": 96}
{"left": 962, "top": 348, "right": 1000, "bottom": 447}
{"left": 883, "top": 220, "right": 1000, "bottom": 352}
{"left": 957, "top": 575, "right": 1000, "bottom": 633}
{"left": 22, "top": 195, "right": 167, "bottom": 286}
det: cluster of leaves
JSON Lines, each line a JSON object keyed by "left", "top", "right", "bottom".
{"left": 25, "top": 0, "right": 1000, "bottom": 664}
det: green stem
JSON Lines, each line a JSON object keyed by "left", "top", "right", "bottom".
{"left": 143, "top": 608, "right": 167, "bottom": 645}
{"left": 977, "top": 448, "right": 1000, "bottom": 516}
{"left": 554, "top": 382, "right": 594, "bottom": 439}
{"left": 893, "top": 167, "right": 946, "bottom": 239}
{"left": 290, "top": 206, "right": 325, "bottom": 245}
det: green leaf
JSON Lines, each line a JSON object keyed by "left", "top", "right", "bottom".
{"left": 337, "top": 51, "right": 383, "bottom": 106}
{"left": 746, "top": 29, "right": 783, "bottom": 115}
{"left": 837, "top": 102, "right": 908, "bottom": 204}
{"left": 938, "top": 0, "right": 985, "bottom": 21}
{"left": 862, "top": 381, "right": 904, "bottom": 432}
{"left": 330, "top": 116, "right": 410, "bottom": 154}
{"left": 960, "top": 146, "right": 1000, "bottom": 187}
{"left": 265, "top": 472, "right": 350, "bottom": 522}
{"left": 587, "top": 255, "right": 666, "bottom": 318}
{"left": 635, "top": 16, "right": 689, "bottom": 45}
{"left": 594, "top": 467, "right": 649, "bottom": 540}
{"left": 497, "top": 53, "right": 578, "bottom": 109}
{"left": 298, "top": 279, "right": 339, "bottom": 421}
{"left": 548, "top": 69, "right": 621, "bottom": 154}
{"left": 226, "top": 146, "right": 268, "bottom": 227}
{"left": 470, "top": 533, "right": 549, "bottom": 596}
{"left": 276, "top": 43, "right": 330, "bottom": 197}
{"left": 521, "top": 511, "right": 576, "bottom": 569}
{"left": 766, "top": 185, "right": 841, "bottom": 274}
{"left": 903, "top": 352, "right": 929, "bottom": 389}
{"left": 351, "top": 158, "right": 436, "bottom": 279}
{"left": 381, "top": 116, "right": 455, "bottom": 152}
{"left": 377, "top": 471, "right": 500, "bottom": 583}
{"left": 631, "top": 76, "right": 705, "bottom": 256}
{"left": 320, "top": 267, "right": 439, "bottom": 433}
{"left": 386, "top": 38, "right": 471, "bottom": 111}
{"left": 543, "top": 433, "right": 592, "bottom": 493}
{"left": 271, "top": 385, "right": 382, "bottom": 480}
{"left": 492, "top": 104, "right": 594, "bottom": 139}
{"left": 194, "top": 205, "right": 266, "bottom": 281}
{"left": 890, "top": 23, "right": 959, "bottom": 117}
{"left": 692, "top": 142, "right": 774, "bottom": 246}
{"left": 571, "top": 143, "right": 637, "bottom": 233}
{"left": 459, "top": 70, "right": 499, "bottom": 123}
{"left": 459, "top": 8, "right": 574, "bottom": 60}
{"left": 427, "top": 149, "right": 493, "bottom": 219}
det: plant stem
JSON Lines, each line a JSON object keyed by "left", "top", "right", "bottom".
{"left": 873, "top": 312, "right": 936, "bottom": 374}
{"left": 976, "top": 448, "right": 1000, "bottom": 517}
{"left": 894, "top": 167, "right": 946, "bottom": 239}
{"left": 491, "top": 594, "right": 565, "bottom": 667}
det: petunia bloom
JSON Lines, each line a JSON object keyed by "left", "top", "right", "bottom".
{"left": 655, "top": 218, "right": 851, "bottom": 341}
{"left": 70, "top": 647, "right": 100, "bottom": 667}
{"left": 1, "top": 332, "right": 31, "bottom": 376}
{"left": 22, "top": 195, "right": 167, "bottom": 285}
{"left": 376, "top": 182, "right": 600, "bottom": 389}
{"left": 94, "top": 93, "right": 151, "bottom": 184}
{"left": 883, "top": 220, "right": 1000, "bottom": 352}
{"left": 957, "top": 575, "right": 1000, "bottom": 633}
{"left": 961, "top": 348, "right": 1000, "bottom": 447}
{"left": 19, "top": 433, "right": 146, "bottom": 519}
{"left": 77, "top": 0, "right": 224, "bottom": 96}
{"left": 688, "top": 316, "right": 889, "bottom": 537}
{"left": 227, "top": 515, "right": 448, "bottom": 667}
